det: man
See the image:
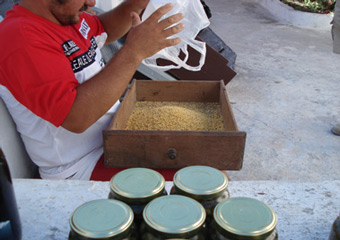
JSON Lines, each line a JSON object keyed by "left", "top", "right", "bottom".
{"left": 0, "top": 0, "right": 184, "bottom": 179}
{"left": 332, "top": 0, "right": 340, "bottom": 136}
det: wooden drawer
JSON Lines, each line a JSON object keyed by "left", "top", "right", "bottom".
{"left": 103, "top": 79, "right": 246, "bottom": 170}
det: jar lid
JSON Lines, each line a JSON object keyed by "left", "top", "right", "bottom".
{"left": 214, "top": 197, "right": 277, "bottom": 238}
{"left": 70, "top": 199, "right": 133, "bottom": 239}
{"left": 173, "top": 166, "right": 228, "bottom": 199}
{"left": 110, "top": 168, "right": 165, "bottom": 202}
{"left": 143, "top": 195, "right": 206, "bottom": 236}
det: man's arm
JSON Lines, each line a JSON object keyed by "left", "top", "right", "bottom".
{"left": 97, "top": 0, "right": 149, "bottom": 44}
{"left": 61, "top": 3, "right": 184, "bottom": 133}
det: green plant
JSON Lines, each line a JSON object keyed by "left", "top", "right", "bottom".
{"left": 281, "top": 0, "right": 336, "bottom": 13}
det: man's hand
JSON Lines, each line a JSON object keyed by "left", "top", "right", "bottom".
{"left": 124, "top": 3, "right": 185, "bottom": 62}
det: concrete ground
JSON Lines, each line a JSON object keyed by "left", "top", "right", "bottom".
{"left": 207, "top": 0, "right": 340, "bottom": 181}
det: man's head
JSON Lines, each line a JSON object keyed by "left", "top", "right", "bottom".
{"left": 48, "top": 0, "right": 96, "bottom": 25}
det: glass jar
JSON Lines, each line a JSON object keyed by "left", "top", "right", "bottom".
{"left": 109, "top": 168, "right": 167, "bottom": 227}
{"left": 141, "top": 195, "right": 206, "bottom": 239}
{"left": 210, "top": 197, "right": 278, "bottom": 240}
{"left": 170, "top": 166, "right": 229, "bottom": 221}
{"left": 329, "top": 215, "right": 340, "bottom": 240}
{"left": 69, "top": 199, "right": 137, "bottom": 240}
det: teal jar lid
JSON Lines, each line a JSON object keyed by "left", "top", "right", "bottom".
{"left": 143, "top": 195, "right": 206, "bottom": 236}
{"left": 173, "top": 166, "right": 228, "bottom": 200}
{"left": 70, "top": 199, "right": 134, "bottom": 239}
{"left": 110, "top": 168, "right": 165, "bottom": 203}
{"left": 214, "top": 197, "right": 277, "bottom": 238}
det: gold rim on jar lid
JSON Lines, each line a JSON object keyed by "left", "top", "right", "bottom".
{"left": 173, "top": 165, "right": 228, "bottom": 200}
{"left": 214, "top": 197, "right": 277, "bottom": 239}
{"left": 110, "top": 168, "right": 165, "bottom": 203}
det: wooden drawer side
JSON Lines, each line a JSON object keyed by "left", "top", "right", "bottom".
{"left": 135, "top": 80, "right": 220, "bottom": 102}
{"left": 108, "top": 80, "right": 137, "bottom": 130}
{"left": 219, "top": 81, "right": 238, "bottom": 131}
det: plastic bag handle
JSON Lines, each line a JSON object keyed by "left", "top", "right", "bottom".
{"left": 142, "top": 39, "right": 206, "bottom": 72}
{"left": 142, "top": 50, "right": 184, "bottom": 71}
{"left": 177, "top": 38, "right": 206, "bottom": 71}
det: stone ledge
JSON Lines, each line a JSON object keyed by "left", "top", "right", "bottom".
{"left": 13, "top": 179, "right": 340, "bottom": 240}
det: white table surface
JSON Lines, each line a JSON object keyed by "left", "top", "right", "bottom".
{"left": 13, "top": 179, "right": 340, "bottom": 240}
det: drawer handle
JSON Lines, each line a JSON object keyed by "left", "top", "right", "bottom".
{"left": 167, "top": 148, "right": 177, "bottom": 160}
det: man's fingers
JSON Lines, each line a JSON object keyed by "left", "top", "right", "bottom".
{"left": 159, "top": 12, "right": 184, "bottom": 30}
{"left": 165, "top": 37, "right": 181, "bottom": 47}
{"left": 126, "top": 3, "right": 185, "bottom": 59}
{"left": 147, "top": 3, "right": 173, "bottom": 23}
{"left": 162, "top": 23, "right": 185, "bottom": 38}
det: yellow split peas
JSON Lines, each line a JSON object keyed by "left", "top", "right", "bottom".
{"left": 125, "top": 101, "right": 225, "bottom": 131}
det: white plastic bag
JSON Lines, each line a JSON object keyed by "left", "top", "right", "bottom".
{"left": 141, "top": 0, "right": 210, "bottom": 71}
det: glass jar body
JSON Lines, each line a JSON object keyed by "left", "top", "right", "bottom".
{"left": 69, "top": 222, "right": 138, "bottom": 240}
{"left": 329, "top": 216, "right": 340, "bottom": 240}
{"left": 209, "top": 221, "right": 278, "bottom": 240}
{"left": 108, "top": 189, "right": 168, "bottom": 226}
{"left": 170, "top": 186, "right": 229, "bottom": 221}
{"left": 140, "top": 222, "right": 207, "bottom": 240}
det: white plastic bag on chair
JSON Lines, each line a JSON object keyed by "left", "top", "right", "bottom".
{"left": 141, "top": 0, "right": 210, "bottom": 72}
